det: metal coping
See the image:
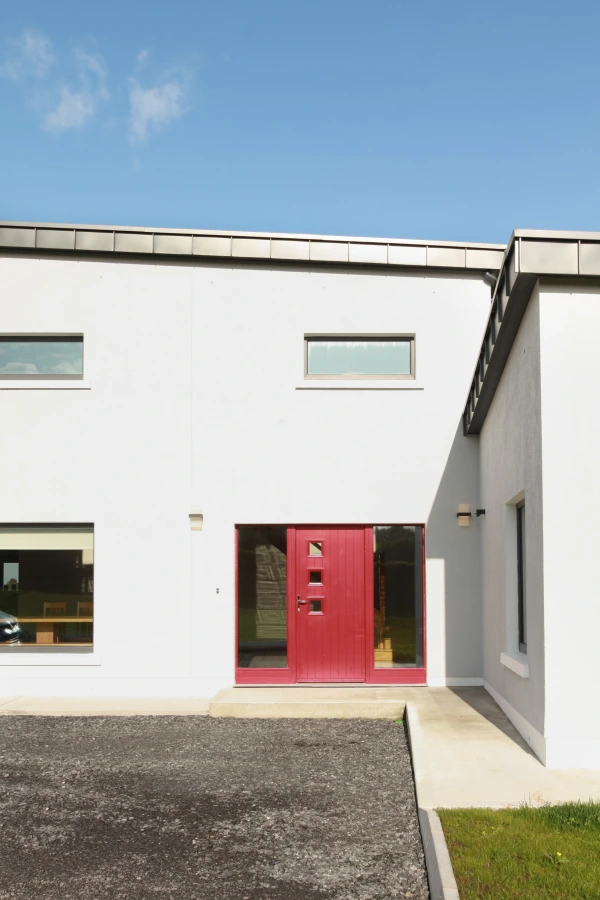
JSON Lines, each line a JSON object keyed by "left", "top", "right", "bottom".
{"left": 464, "top": 229, "right": 600, "bottom": 434}
{"left": 0, "top": 220, "right": 505, "bottom": 271}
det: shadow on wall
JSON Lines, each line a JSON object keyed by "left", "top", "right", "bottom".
{"left": 427, "top": 420, "right": 483, "bottom": 682}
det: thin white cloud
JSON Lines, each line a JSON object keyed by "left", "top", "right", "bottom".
{"left": 129, "top": 79, "right": 185, "bottom": 142}
{"left": 0, "top": 362, "right": 39, "bottom": 375}
{"left": 44, "top": 48, "right": 109, "bottom": 133}
{"left": 2, "top": 30, "right": 193, "bottom": 140}
{"left": 75, "top": 49, "right": 108, "bottom": 98}
{"left": 44, "top": 88, "right": 95, "bottom": 132}
{"left": 0, "top": 29, "right": 55, "bottom": 80}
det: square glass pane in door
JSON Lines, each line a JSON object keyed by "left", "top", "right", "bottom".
{"left": 237, "top": 526, "right": 287, "bottom": 668}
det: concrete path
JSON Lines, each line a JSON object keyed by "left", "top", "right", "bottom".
{"left": 0, "top": 695, "right": 209, "bottom": 715}
{"left": 405, "top": 687, "right": 600, "bottom": 809}
{"left": 209, "top": 686, "right": 406, "bottom": 718}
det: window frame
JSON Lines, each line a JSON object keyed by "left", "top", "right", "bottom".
{"left": 0, "top": 335, "right": 84, "bottom": 381}
{"left": 516, "top": 500, "right": 527, "bottom": 653}
{"left": 235, "top": 524, "right": 427, "bottom": 686}
{"left": 303, "top": 334, "right": 416, "bottom": 381}
{"left": 0, "top": 523, "right": 94, "bottom": 654}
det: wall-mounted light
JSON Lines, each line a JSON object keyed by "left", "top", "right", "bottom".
{"left": 475, "top": 509, "right": 486, "bottom": 517}
{"left": 457, "top": 504, "right": 471, "bottom": 527}
{"left": 189, "top": 508, "right": 203, "bottom": 531}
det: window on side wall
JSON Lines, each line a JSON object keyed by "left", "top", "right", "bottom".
{"left": 0, "top": 526, "right": 94, "bottom": 649}
{"left": 0, "top": 336, "right": 83, "bottom": 379}
{"left": 304, "top": 335, "right": 414, "bottom": 380}
{"left": 516, "top": 500, "right": 527, "bottom": 652}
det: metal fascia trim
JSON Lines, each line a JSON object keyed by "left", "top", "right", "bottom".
{"left": 0, "top": 220, "right": 505, "bottom": 251}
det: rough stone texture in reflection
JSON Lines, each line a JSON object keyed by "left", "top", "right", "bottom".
{"left": 0, "top": 716, "right": 429, "bottom": 900}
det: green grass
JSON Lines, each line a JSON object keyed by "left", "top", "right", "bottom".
{"left": 438, "top": 803, "right": 600, "bottom": 899}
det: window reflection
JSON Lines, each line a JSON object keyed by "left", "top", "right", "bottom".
{"left": 237, "top": 526, "right": 287, "bottom": 668}
{"left": 306, "top": 337, "right": 412, "bottom": 377}
{"left": 0, "top": 528, "right": 94, "bottom": 647}
{"left": 0, "top": 338, "right": 83, "bottom": 378}
{"left": 373, "top": 526, "right": 423, "bottom": 668}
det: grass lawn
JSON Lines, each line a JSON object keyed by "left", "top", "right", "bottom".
{"left": 438, "top": 802, "right": 600, "bottom": 899}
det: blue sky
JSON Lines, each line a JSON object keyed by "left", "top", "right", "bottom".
{"left": 1, "top": 1, "right": 598, "bottom": 244}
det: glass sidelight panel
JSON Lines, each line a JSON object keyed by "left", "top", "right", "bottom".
{"left": 237, "top": 526, "right": 288, "bottom": 668}
{"left": 373, "top": 526, "right": 423, "bottom": 668}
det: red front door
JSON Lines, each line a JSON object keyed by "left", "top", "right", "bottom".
{"left": 295, "top": 527, "right": 366, "bottom": 682}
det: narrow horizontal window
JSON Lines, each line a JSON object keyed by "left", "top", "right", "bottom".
{"left": 0, "top": 526, "right": 94, "bottom": 649}
{"left": 0, "top": 337, "right": 83, "bottom": 379}
{"left": 305, "top": 336, "right": 414, "bottom": 379}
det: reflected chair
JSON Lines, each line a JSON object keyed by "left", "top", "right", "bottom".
{"left": 39, "top": 601, "right": 67, "bottom": 644}
{"left": 44, "top": 601, "right": 67, "bottom": 617}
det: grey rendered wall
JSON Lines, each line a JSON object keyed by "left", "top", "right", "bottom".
{"left": 479, "top": 284, "right": 545, "bottom": 734}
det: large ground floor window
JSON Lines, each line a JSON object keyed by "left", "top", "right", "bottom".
{"left": 0, "top": 526, "right": 94, "bottom": 649}
{"left": 236, "top": 525, "right": 425, "bottom": 685}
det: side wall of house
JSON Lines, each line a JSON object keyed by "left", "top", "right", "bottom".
{"left": 479, "top": 284, "right": 547, "bottom": 757}
{"left": 539, "top": 279, "right": 600, "bottom": 767}
{"left": 0, "top": 252, "right": 489, "bottom": 696}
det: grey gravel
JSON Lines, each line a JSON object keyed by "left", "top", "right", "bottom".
{"left": 0, "top": 716, "right": 429, "bottom": 900}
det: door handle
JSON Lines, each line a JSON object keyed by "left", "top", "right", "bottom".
{"left": 297, "top": 594, "right": 307, "bottom": 612}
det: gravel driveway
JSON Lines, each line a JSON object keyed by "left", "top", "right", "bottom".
{"left": 0, "top": 716, "right": 429, "bottom": 900}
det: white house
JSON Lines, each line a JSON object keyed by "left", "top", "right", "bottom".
{"left": 0, "top": 221, "right": 597, "bottom": 768}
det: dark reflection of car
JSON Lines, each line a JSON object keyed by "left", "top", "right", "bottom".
{"left": 0, "top": 611, "right": 22, "bottom": 644}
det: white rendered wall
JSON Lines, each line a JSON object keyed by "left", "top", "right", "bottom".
{"left": 538, "top": 280, "right": 600, "bottom": 767}
{"left": 0, "top": 253, "right": 489, "bottom": 696}
{"left": 479, "top": 286, "right": 547, "bottom": 756}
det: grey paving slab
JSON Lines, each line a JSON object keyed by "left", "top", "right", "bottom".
{"left": 0, "top": 716, "right": 429, "bottom": 900}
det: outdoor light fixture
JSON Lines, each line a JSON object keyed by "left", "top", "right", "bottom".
{"left": 457, "top": 504, "right": 471, "bottom": 527}
{"left": 189, "top": 508, "right": 203, "bottom": 531}
{"left": 482, "top": 271, "right": 497, "bottom": 290}
{"left": 476, "top": 509, "right": 486, "bottom": 517}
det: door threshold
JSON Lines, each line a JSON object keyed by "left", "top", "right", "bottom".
{"left": 233, "top": 682, "right": 426, "bottom": 689}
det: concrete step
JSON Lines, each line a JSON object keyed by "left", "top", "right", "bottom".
{"left": 208, "top": 687, "right": 408, "bottom": 719}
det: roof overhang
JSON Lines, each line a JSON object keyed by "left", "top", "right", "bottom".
{"left": 0, "top": 220, "right": 505, "bottom": 272}
{"left": 464, "top": 229, "right": 600, "bottom": 434}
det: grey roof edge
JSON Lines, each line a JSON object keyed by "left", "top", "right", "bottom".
{"left": 464, "top": 228, "right": 600, "bottom": 434}
{"left": 0, "top": 220, "right": 506, "bottom": 271}
{"left": 513, "top": 227, "right": 600, "bottom": 240}
{"left": 0, "top": 220, "right": 504, "bottom": 251}
{"left": 0, "top": 221, "right": 509, "bottom": 272}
